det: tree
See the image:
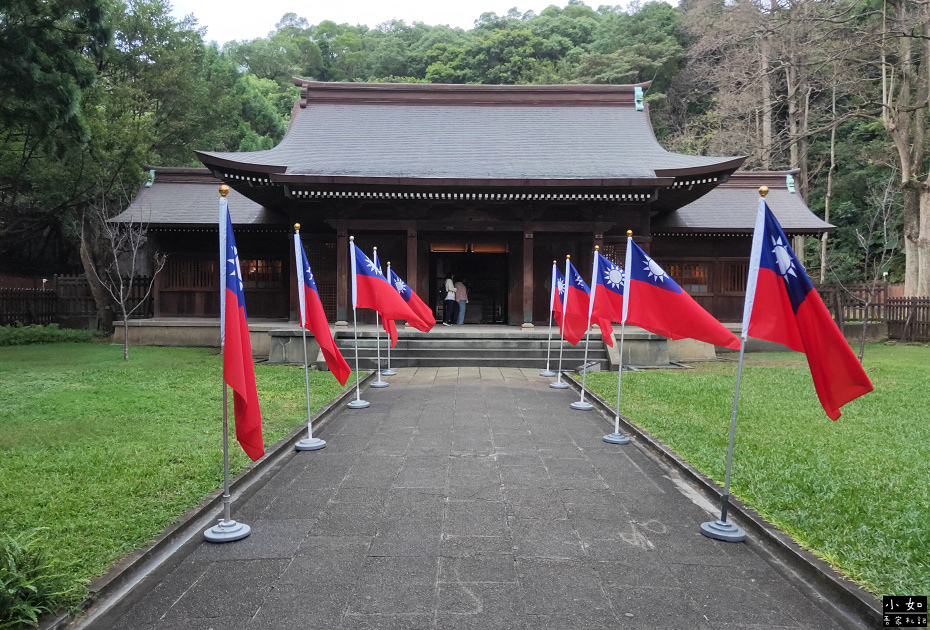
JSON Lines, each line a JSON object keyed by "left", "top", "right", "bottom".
{"left": 83, "top": 190, "right": 166, "bottom": 359}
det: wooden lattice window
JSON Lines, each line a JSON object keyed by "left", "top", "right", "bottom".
{"left": 600, "top": 243, "right": 626, "bottom": 266}
{"left": 721, "top": 261, "right": 748, "bottom": 294}
{"left": 666, "top": 262, "right": 710, "bottom": 293}
{"left": 306, "top": 240, "right": 337, "bottom": 320}
{"left": 241, "top": 259, "right": 283, "bottom": 288}
{"left": 162, "top": 257, "right": 218, "bottom": 290}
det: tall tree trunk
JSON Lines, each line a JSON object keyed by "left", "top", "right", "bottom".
{"left": 903, "top": 188, "right": 920, "bottom": 293}
{"left": 918, "top": 185, "right": 930, "bottom": 296}
{"left": 821, "top": 88, "right": 836, "bottom": 284}
{"left": 760, "top": 28, "right": 773, "bottom": 170}
{"left": 79, "top": 212, "right": 112, "bottom": 329}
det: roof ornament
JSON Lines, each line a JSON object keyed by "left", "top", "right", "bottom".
{"left": 145, "top": 169, "right": 155, "bottom": 187}
{"left": 785, "top": 173, "right": 796, "bottom": 194}
{"left": 634, "top": 87, "right": 644, "bottom": 112}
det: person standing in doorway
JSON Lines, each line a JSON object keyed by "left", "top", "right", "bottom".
{"left": 455, "top": 278, "right": 468, "bottom": 325}
{"left": 443, "top": 274, "right": 456, "bottom": 326}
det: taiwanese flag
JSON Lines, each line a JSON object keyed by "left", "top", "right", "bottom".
{"left": 554, "top": 258, "right": 591, "bottom": 346}
{"left": 743, "top": 200, "right": 873, "bottom": 419}
{"left": 371, "top": 250, "right": 398, "bottom": 347}
{"left": 549, "top": 262, "right": 563, "bottom": 314}
{"left": 388, "top": 267, "right": 435, "bottom": 333}
{"left": 294, "top": 233, "right": 351, "bottom": 385}
{"left": 623, "top": 238, "right": 739, "bottom": 350}
{"left": 351, "top": 242, "right": 429, "bottom": 329}
{"left": 220, "top": 202, "right": 263, "bottom": 461}
{"left": 588, "top": 250, "right": 625, "bottom": 347}
{"left": 552, "top": 265, "right": 567, "bottom": 336}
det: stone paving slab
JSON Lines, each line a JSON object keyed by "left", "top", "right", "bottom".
{"left": 100, "top": 367, "right": 855, "bottom": 629}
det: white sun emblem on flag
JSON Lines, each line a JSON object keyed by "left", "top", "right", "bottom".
{"left": 366, "top": 259, "right": 382, "bottom": 276}
{"left": 228, "top": 247, "right": 243, "bottom": 291}
{"left": 642, "top": 255, "right": 668, "bottom": 283}
{"left": 574, "top": 272, "right": 585, "bottom": 287}
{"left": 771, "top": 236, "right": 797, "bottom": 278}
{"left": 557, "top": 278, "right": 566, "bottom": 296}
{"left": 394, "top": 279, "right": 406, "bottom": 294}
{"left": 603, "top": 265, "right": 624, "bottom": 290}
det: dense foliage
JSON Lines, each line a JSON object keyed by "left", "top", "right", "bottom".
{"left": 0, "top": 323, "right": 98, "bottom": 346}
{"left": 1, "top": 0, "right": 927, "bottom": 289}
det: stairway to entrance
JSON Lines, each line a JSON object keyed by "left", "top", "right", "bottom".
{"left": 333, "top": 326, "right": 609, "bottom": 370}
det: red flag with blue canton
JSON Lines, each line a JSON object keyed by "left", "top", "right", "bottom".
{"left": 548, "top": 262, "right": 560, "bottom": 314}
{"left": 744, "top": 200, "right": 873, "bottom": 419}
{"left": 589, "top": 250, "right": 626, "bottom": 347}
{"left": 351, "top": 242, "right": 429, "bottom": 329}
{"left": 221, "top": 203, "right": 264, "bottom": 461}
{"left": 388, "top": 267, "right": 435, "bottom": 334}
{"left": 294, "top": 233, "right": 351, "bottom": 385}
{"left": 371, "top": 249, "right": 398, "bottom": 346}
{"left": 624, "top": 238, "right": 740, "bottom": 350}
{"left": 555, "top": 258, "right": 591, "bottom": 346}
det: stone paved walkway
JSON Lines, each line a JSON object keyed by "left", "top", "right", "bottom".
{"left": 105, "top": 367, "right": 850, "bottom": 630}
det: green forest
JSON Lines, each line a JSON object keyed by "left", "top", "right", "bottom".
{"left": 2, "top": 0, "right": 929, "bottom": 295}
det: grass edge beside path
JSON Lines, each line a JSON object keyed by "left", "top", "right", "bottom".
{"left": 0, "top": 344, "right": 352, "bottom": 619}
{"left": 582, "top": 343, "right": 930, "bottom": 598}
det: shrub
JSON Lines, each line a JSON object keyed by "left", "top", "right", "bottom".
{"left": 0, "top": 324, "right": 95, "bottom": 346}
{"left": 0, "top": 528, "right": 81, "bottom": 629}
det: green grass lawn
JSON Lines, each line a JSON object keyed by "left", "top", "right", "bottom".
{"left": 583, "top": 342, "right": 929, "bottom": 597}
{"left": 0, "top": 344, "right": 351, "bottom": 593}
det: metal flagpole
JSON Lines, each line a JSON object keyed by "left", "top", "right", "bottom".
{"left": 572, "top": 248, "right": 600, "bottom": 411}
{"left": 370, "top": 248, "right": 389, "bottom": 388}
{"left": 540, "top": 260, "right": 557, "bottom": 377}
{"left": 383, "top": 261, "right": 396, "bottom": 376}
{"left": 347, "top": 236, "right": 370, "bottom": 409}
{"left": 700, "top": 191, "right": 769, "bottom": 543}
{"left": 700, "top": 338, "right": 747, "bottom": 542}
{"left": 295, "top": 224, "right": 327, "bottom": 450}
{"left": 296, "top": 326, "right": 326, "bottom": 450}
{"left": 550, "top": 256, "right": 571, "bottom": 390}
{"left": 603, "top": 320, "right": 630, "bottom": 444}
{"left": 205, "top": 186, "right": 250, "bottom": 542}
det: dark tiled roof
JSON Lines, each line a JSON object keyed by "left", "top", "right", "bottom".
{"left": 198, "top": 82, "right": 743, "bottom": 184}
{"left": 110, "top": 169, "right": 281, "bottom": 226}
{"left": 652, "top": 172, "right": 831, "bottom": 234}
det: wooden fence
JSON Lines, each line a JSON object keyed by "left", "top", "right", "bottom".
{"left": 886, "top": 297, "right": 930, "bottom": 342}
{"left": 0, "top": 275, "right": 154, "bottom": 328}
{"left": 817, "top": 282, "right": 930, "bottom": 343}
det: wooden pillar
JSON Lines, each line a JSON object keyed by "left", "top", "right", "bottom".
{"left": 335, "top": 220, "right": 348, "bottom": 324}
{"left": 407, "top": 225, "right": 418, "bottom": 294}
{"left": 523, "top": 227, "right": 534, "bottom": 327}
{"left": 289, "top": 228, "right": 299, "bottom": 321}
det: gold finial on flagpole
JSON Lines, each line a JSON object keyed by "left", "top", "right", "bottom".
{"left": 219, "top": 185, "right": 229, "bottom": 197}
{"left": 349, "top": 235, "right": 354, "bottom": 242}
{"left": 294, "top": 223, "right": 300, "bottom": 231}
{"left": 595, "top": 245, "right": 599, "bottom": 251}
{"left": 567, "top": 255, "right": 571, "bottom": 259}
{"left": 759, "top": 186, "right": 769, "bottom": 197}
{"left": 626, "top": 230, "right": 633, "bottom": 237}
{"left": 553, "top": 260, "right": 557, "bottom": 264}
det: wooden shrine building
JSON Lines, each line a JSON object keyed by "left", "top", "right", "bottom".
{"left": 118, "top": 81, "right": 831, "bottom": 326}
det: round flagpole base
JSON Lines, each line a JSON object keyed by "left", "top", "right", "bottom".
{"left": 371, "top": 379, "right": 390, "bottom": 388}
{"left": 603, "top": 432, "right": 630, "bottom": 445}
{"left": 382, "top": 369, "right": 397, "bottom": 376}
{"left": 549, "top": 381, "right": 569, "bottom": 389}
{"left": 539, "top": 369, "right": 556, "bottom": 377}
{"left": 700, "top": 519, "right": 746, "bottom": 543}
{"left": 204, "top": 519, "right": 251, "bottom": 543}
{"left": 570, "top": 400, "right": 594, "bottom": 411}
{"left": 296, "top": 437, "right": 327, "bottom": 451}
{"left": 348, "top": 399, "right": 371, "bottom": 409}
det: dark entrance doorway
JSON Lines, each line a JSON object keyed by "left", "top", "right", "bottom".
{"left": 429, "top": 242, "right": 509, "bottom": 324}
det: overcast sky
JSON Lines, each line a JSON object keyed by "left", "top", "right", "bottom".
{"left": 169, "top": 0, "right": 568, "bottom": 45}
